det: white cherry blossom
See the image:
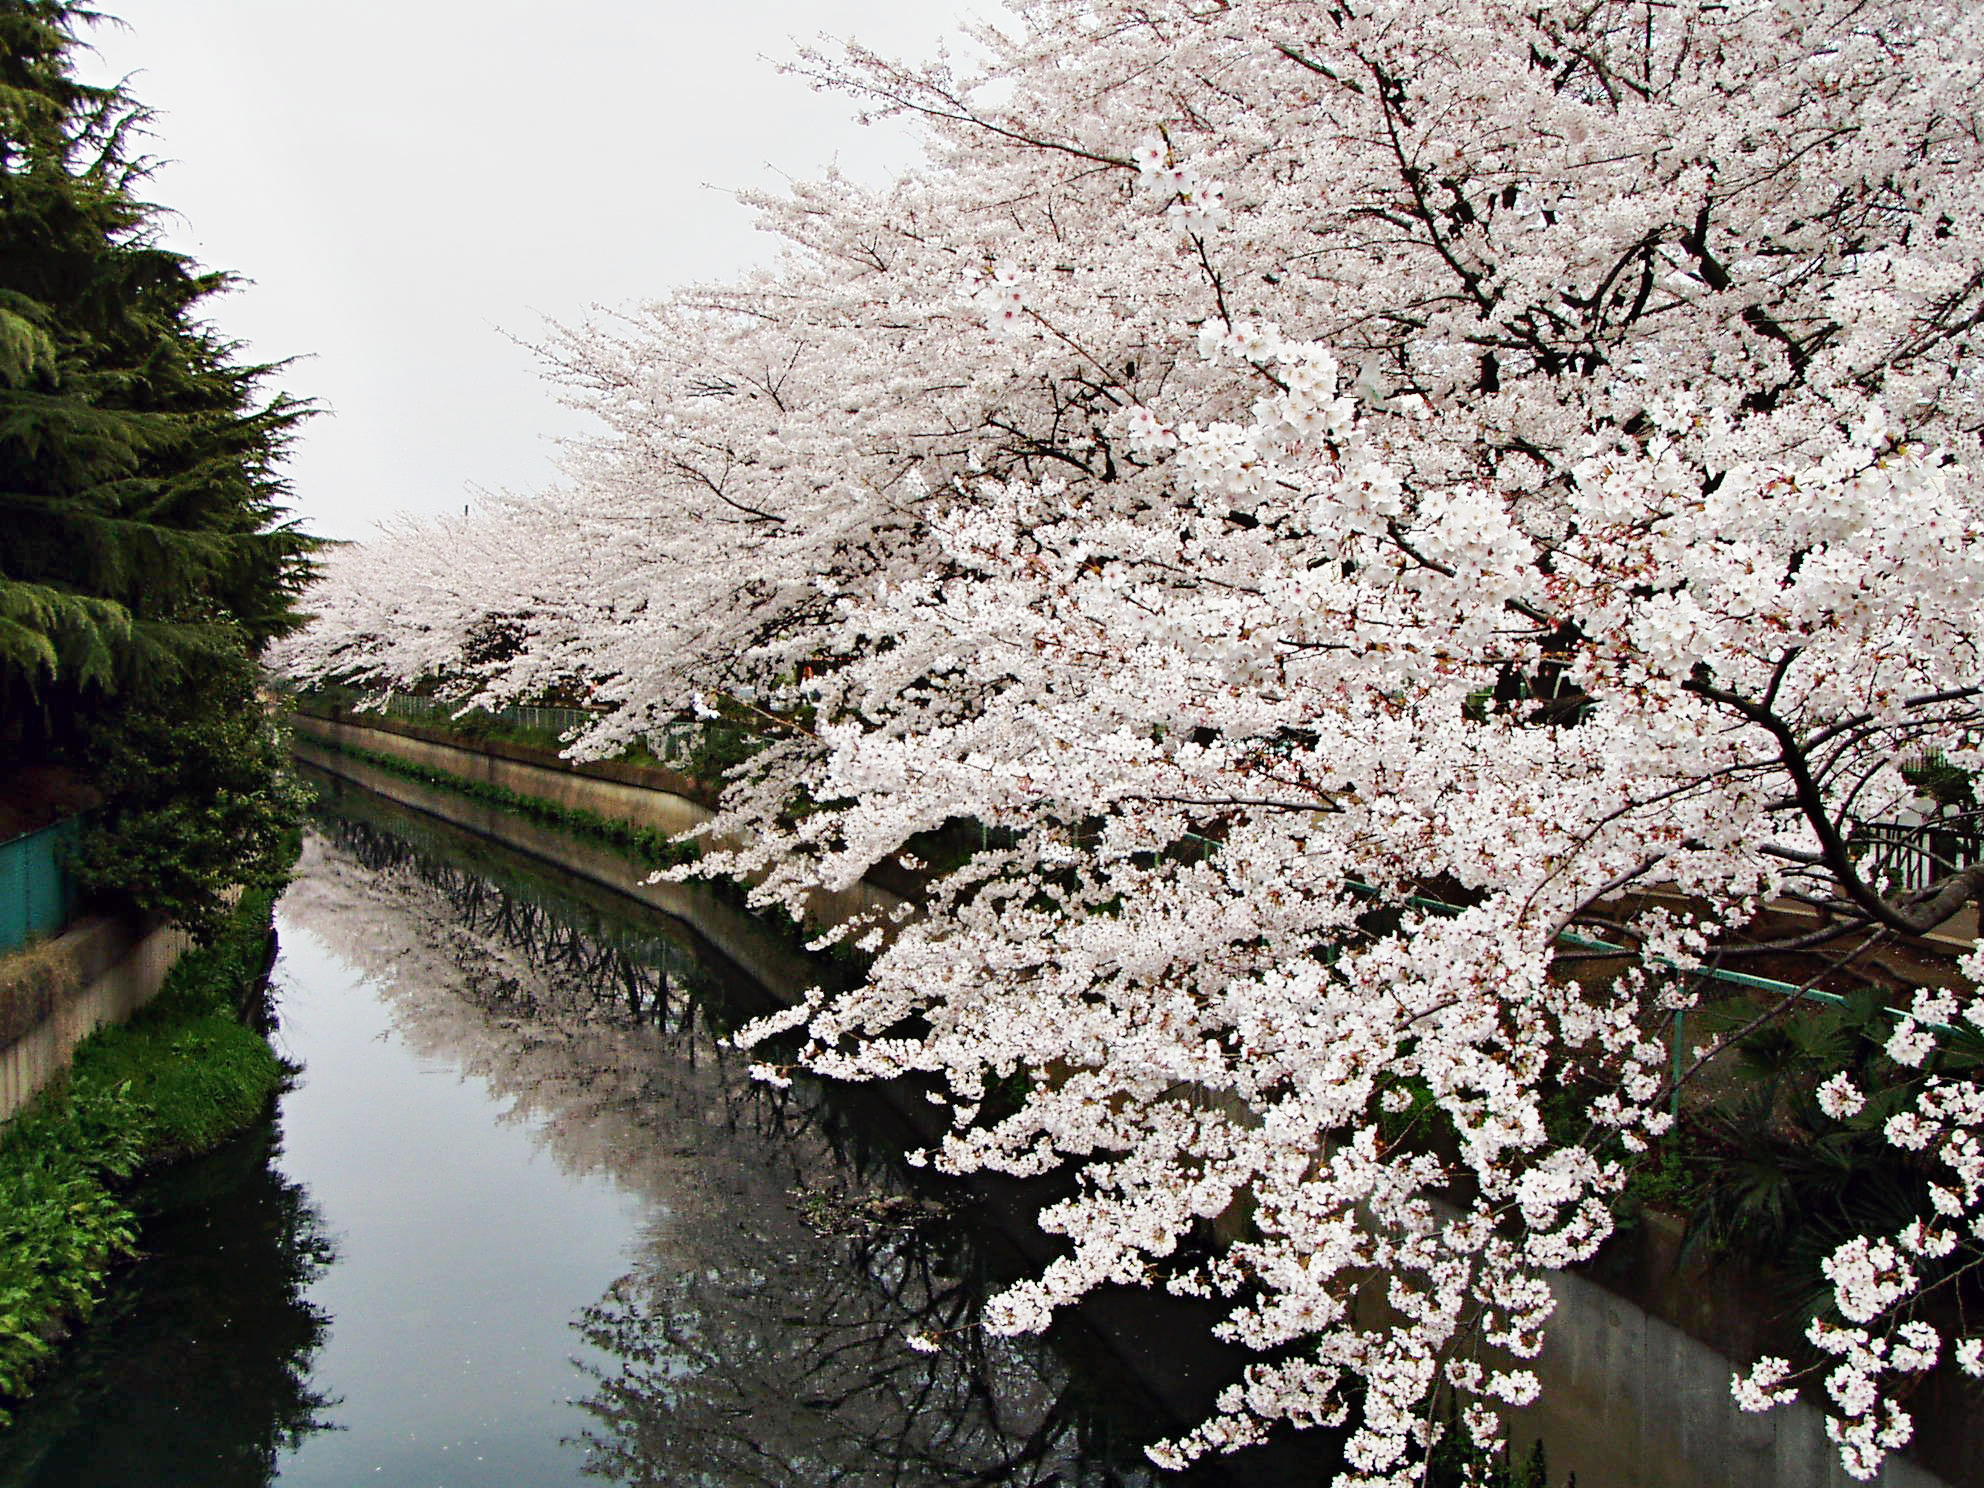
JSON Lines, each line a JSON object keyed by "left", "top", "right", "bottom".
{"left": 277, "top": 2, "right": 1984, "bottom": 1480}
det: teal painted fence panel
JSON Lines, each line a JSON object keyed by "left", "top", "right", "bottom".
{"left": 0, "top": 816, "right": 84, "bottom": 955}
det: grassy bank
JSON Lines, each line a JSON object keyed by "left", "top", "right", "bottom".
{"left": 0, "top": 885, "right": 290, "bottom": 1423}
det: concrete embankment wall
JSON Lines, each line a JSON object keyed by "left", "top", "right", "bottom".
{"left": 0, "top": 914, "right": 193, "bottom": 1122}
{"left": 292, "top": 730, "right": 873, "bottom": 998}
{"left": 294, "top": 713, "right": 717, "bottom": 839}
{"left": 1516, "top": 1265, "right": 1954, "bottom": 1488}
{"left": 295, "top": 713, "right": 1968, "bottom": 1488}
{"left": 292, "top": 713, "right": 906, "bottom": 937}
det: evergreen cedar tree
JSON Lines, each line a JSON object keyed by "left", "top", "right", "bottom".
{"left": 282, "top": 1, "right": 1984, "bottom": 1479}
{"left": 0, "top": 0, "right": 315, "bottom": 939}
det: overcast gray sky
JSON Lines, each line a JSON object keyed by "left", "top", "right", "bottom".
{"left": 78, "top": 2, "right": 971, "bottom": 542}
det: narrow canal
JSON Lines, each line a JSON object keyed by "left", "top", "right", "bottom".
{"left": 0, "top": 775, "right": 1314, "bottom": 1488}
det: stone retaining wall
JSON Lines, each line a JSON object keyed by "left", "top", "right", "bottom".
{"left": 295, "top": 739, "right": 826, "bottom": 998}
{"left": 290, "top": 718, "right": 908, "bottom": 965}
{"left": 0, "top": 914, "right": 192, "bottom": 1122}
{"left": 295, "top": 713, "right": 717, "bottom": 839}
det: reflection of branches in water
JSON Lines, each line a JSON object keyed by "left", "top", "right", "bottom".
{"left": 298, "top": 811, "right": 1178, "bottom": 1487}
{"left": 319, "top": 814, "right": 710, "bottom": 1039}
{"left": 320, "top": 812, "right": 980, "bottom": 1205}
{"left": 294, "top": 823, "right": 883, "bottom": 1200}
{"left": 239, "top": 1147, "right": 341, "bottom": 1462}
{"left": 574, "top": 1212, "right": 1158, "bottom": 1488}
{"left": 310, "top": 814, "right": 918, "bottom": 1190}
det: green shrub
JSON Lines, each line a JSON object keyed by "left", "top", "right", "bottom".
{"left": 1428, "top": 1414, "right": 1567, "bottom": 1487}
{"left": 0, "top": 885, "right": 289, "bottom": 1423}
{"left": 72, "top": 655, "right": 306, "bottom": 946}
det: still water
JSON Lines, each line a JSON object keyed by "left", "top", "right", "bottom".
{"left": 0, "top": 790, "right": 1248, "bottom": 1487}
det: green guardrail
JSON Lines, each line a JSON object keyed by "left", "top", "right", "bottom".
{"left": 0, "top": 814, "right": 86, "bottom": 956}
{"left": 1333, "top": 873, "right": 1965, "bottom": 1117}
{"left": 1171, "top": 832, "right": 1959, "bottom": 1117}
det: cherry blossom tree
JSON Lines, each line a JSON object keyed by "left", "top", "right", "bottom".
{"left": 279, "top": 1, "right": 1984, "bottom": 1479}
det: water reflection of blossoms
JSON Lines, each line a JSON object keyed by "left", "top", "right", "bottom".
{"left": 300, "top": 810, "right": 1177, "bottom": 1486}
{"left": 317, "top": 811, "right": 715, "bottom": 1038}
{"left": 575, "top": 1214, "right": 1161, "bottom": 1487}
{"left": 300, "top": 811, "right": 895, "bottom": 1188}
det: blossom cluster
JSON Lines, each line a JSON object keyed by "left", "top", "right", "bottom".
{"left": 277, "top": 3, "right": 1984, "bottom": 1481}
{"left": 1133, "top": 135, "right": 1229, "bottom": 238}
{"left": 1731, "top": 979, "right": 1984, "bottom": 1477}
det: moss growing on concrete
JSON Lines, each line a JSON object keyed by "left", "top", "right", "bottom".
{"left": 311, "top": 737, "right": 703, "bottom": 872}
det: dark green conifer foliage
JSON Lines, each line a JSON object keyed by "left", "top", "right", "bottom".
{"left": 0, "top": 1, "right": 317, "bottom": 936}
{"left": 0, "top": 0, "right": 313, "bottom": 736}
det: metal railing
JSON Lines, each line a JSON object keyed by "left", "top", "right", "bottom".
{"left": 1852, "top": 810, "right": 1984, "bottom": 895}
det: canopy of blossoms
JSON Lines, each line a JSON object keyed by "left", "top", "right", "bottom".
{"left": 279, "top": 2, "right": 1984, "bottom": 1480}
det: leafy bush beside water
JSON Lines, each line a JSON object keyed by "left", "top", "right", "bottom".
{"left": 0, "top": 885, "right": 289, "bottom": 1423}
{"left": 72, "top": 655, "right": 309, "bottom": 947}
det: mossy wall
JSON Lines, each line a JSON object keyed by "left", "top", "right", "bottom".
{"left": 0, "top": 916, "right": 195, "bottom": 1123}
{"left": 292, "top": 713, "right": 908, "bottom": 930}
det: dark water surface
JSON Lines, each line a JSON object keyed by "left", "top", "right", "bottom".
{"left": 0, "top": 789, "right": 1252, "bottom": 1488}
